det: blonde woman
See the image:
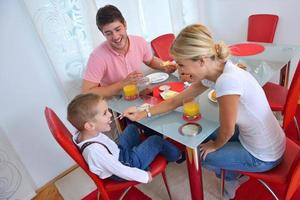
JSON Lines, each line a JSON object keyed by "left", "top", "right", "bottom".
{"left": 123, "top": 24, "right": 285, "bottom": 199}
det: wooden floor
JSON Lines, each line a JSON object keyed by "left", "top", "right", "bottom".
{"left": 32, "top": 183, "right": 63, "bottom": 200}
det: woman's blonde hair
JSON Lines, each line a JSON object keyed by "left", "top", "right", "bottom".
{"left": 171, "top": 24, "right": 230, "bottom": 61}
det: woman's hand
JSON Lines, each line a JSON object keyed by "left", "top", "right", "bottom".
{"left": 122, "top": 106, "right": 146, "bottom": 121}
{"left": 199, "top": 140, "right": 218, "bottom": 160}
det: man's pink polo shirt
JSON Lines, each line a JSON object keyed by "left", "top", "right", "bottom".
{"left": 84, "top": 35, "right": 153, "bottom": 86}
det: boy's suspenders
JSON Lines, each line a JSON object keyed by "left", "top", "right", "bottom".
{"left": 80, "top": 141, "right": 112, "bottom": 155}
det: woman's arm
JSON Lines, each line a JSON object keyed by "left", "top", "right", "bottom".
{"left": 199, "top": 94, "right": 240, "bottom": 160}
{"left": 81, "top": 80, "right": 124, "bottom": 98}
{"left": 123, "top": 81, "right": 207, "bottom": 121}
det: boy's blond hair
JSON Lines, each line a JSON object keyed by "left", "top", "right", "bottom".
{"left": 67, "top": 93, "right": 103, "bottom": 131}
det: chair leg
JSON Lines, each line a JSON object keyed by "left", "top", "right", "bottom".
{"left": 293, "top": 116, "right": 300, "bottom": 141}
{"left": 161, "top": 171, "right": 172, "bottom": 200}
{"left": 97, "top": 190, "right": 101, "bottom": 200}
{"left": 220, "top": 169, "right": 225, "bottom": 198}
{"left": 119, "top": 186, "right": 132, "bottom": 200}
{"left": 279, "top": 61, "right": 290, "bottom": 88}
{"left": 258, "top": 179, "right": 279, "bottom": 200}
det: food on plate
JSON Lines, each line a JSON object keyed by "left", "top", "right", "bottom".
{"left": 211, "top": 90, "right": 217, "bottom": 101}
{"left": 160, "top": 90, "right": 179, "bottom": 100}
{"left": 161, "top": 60, "right": 171, "bottom": 67}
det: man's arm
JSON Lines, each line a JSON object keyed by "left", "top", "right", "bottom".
{"left": 81, "top": 71, "right": 143, "bottom": 98}
{"left": 81, "top": 80, "right": 124, "bottom": 98}
{"left": 144, "top": 56, "right": 177, "bottom": 73}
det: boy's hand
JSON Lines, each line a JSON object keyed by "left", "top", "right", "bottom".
{"left": 147, "top": 171, "right": 153, "bottom": 182}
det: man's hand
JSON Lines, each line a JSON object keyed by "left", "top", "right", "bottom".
{"left": 161, "top": 61, "right": 178, "bottom": 73}
{"left": 122, "top": 71, "right": 143, "bottom": 86}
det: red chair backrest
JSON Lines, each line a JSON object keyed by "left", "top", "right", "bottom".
{"left": 44, "top": 107, "right": 110, "bottom": 199}
{"left": 247, "top": 14, "right": 279, "bottom": 43}
{"left": 282, "top": 61, "right": 300, "bottom": 130}
{"left": 151, "top": 33, "right": 175, "bottom": 61}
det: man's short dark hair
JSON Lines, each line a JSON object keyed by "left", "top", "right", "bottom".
{"left": 96, "top": 5, "right": 125, "bottom": 31}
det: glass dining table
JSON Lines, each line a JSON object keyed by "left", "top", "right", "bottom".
{"left": 108, "top": 42, "right": 300, "bottom": 200}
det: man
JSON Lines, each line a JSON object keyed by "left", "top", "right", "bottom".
{"left": 82, "top": 5, "right": 177, "bottom": 97}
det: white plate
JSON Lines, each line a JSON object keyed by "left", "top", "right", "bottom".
{"left": 208, "top": 90, "right": 217, "bottom": 103}
{"left": 146, "top": 72, "right": 169, "bottom": 84}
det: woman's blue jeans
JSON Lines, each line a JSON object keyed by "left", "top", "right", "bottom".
{"left": 201, "top": 126, "right": 282, "bottom": 181}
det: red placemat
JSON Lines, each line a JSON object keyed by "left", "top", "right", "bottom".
{"left": 229, "top": 43, "right": 265, "bottom": 56}
{"left": 152, "top": 82, "right": 185, "bottom": 103}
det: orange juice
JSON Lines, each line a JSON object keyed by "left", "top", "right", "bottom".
{"left": 123, "top": 84, "right": 138, "bottom": 100}
{"left": 183, "top": 101, "right": 200, "bottom": 118}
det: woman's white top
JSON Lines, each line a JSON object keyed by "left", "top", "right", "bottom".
{"left": 201, "top": 60, "right": 285, "bottom": 162}
{"left": 73, "top": 132, "right": 149, "bottom": 183}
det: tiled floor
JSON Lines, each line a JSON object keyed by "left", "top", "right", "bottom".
{"left": 55, "top": 161, "right": 222, "bottom": 200}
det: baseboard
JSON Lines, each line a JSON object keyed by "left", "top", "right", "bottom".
{"left": 35, "top": 164, "right": 78, "bottom": 194}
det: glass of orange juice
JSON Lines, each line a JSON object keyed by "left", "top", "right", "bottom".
{"left": 123, "top": 84, "right": 138, "bottom": 100}
{"left": 183, "top": 97, "right": 201, "bottom": 121}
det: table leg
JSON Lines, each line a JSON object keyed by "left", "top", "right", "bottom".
{"left": 186, "top": 147, "right": 203, "bottom": 200}
{"left": 279, "top": 61, "right": 290, "bottom": 88}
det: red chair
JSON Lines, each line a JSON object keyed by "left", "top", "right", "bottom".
{"left": 247, "top": 14, "right": 279, "bottom": 43}
{"left": 221, "top": 138, "right": 300, "bottom": 200}
{"left": 44, "top": 107, "right": 172, "bottom": 200}
{"left": 233, "top": 138, "right": 300, "bottom": 200}
{"left": 151, "top": 33, "right": 175, "bottom": 61}
{"left": 220, "top": 61, "right": 300, "bottom": 199}
{"left": 248, "top": 14, "right": 289, "bottom": 105}
{"left": 263, "top": 61, "right": 300, "bottom": 111}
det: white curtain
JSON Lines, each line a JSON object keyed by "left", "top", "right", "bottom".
{"left": 95, "top": 0, "right": 204, "bottom": 41}
{"left": 23, "top": 0, "right": 204, "bottom": 99}
{"left": 23, "top": 0, "right": 102, "bottom": 99}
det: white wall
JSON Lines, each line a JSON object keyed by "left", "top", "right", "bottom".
{"left": 206, "top": 0, "right": 300, "bottom": 45}
{"left": 205, "top": 0, "right": 300, "bottom": 84}
{"left": 1, "top": 0, "right": 299, "bottom": 191}
{"left": 0, "top": 0, "right": 74, "bottom": 188}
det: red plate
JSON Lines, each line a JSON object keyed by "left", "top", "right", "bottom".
{"left": 229, "top": 43, "right": 265, "bottom": 56}
{"left": 152, "top": 82, "right": 185, "bottom": 103}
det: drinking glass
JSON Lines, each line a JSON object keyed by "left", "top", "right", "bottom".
{"left": 183, "top": 97, "right": 200, "bottom": 121}
{"left": 123, "top": 84, "right": 138, "bottom": 100}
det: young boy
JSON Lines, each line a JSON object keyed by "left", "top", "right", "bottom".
{"left": 67, "top": 93, "right": 181, "bottom": 183}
